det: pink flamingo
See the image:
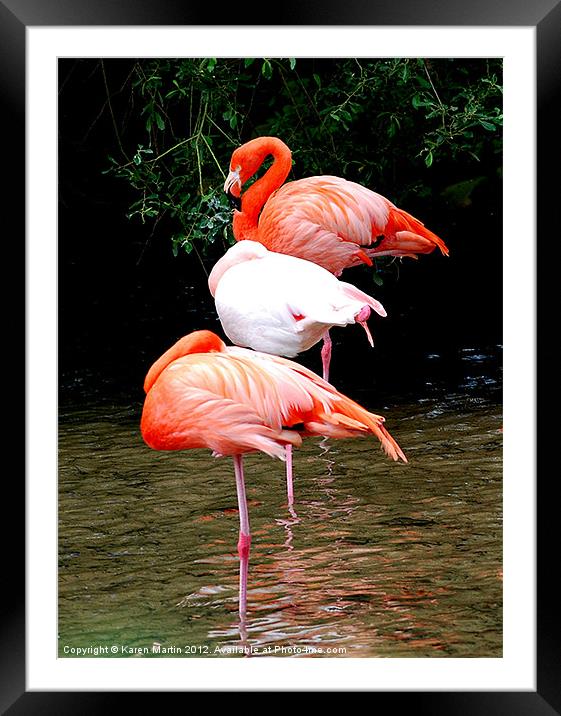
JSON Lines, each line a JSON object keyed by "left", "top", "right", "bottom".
{"left": 140, "top": 330, "right": 407, "bottom": 616}
{"left": 223, "top": 136, "right": 449, "bottom": 273}
{"left": 208, "top": 240, "right": 387, "bottom": 382}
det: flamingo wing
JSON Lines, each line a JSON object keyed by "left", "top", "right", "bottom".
{"left": 257, "top": 176, "right": 447, "bottom": 274}
{"left": 227, "top": 347, "right": 408, "bottom": 463}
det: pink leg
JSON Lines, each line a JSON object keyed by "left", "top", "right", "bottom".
{"left": 321, "top": 329, "right": 332, "bottom": 382}
{"left": 286, "top": 444, "right": 294, "bottom": 506}
{"left": 238, "top": 553, "right": 249, "bottom": 622}
{"left": 233, "top": 454, "right": 251, "bottom": 618}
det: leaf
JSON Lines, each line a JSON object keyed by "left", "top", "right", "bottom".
{"left": 425, "top": 150, "right": 433, "bottom": 167}
{"left": 479, "top": 120, "right": 496, "bottom": 131}
{"left": 155, "top": 112, "right": 165, "bottom": 131}
{"left": 261, "top": 59, "right": 272, "bottom": 79}
{"left": 289, "top": 58, "right": 296, "bottom": 70}
{"left": 415, "top": 75, "right": 431, "bottom": 89}
{"left": 244, "top": 58, "right": 255, "bottom": 68}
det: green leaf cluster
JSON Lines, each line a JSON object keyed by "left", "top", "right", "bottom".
{"left": 103, "top": 58, "right": 502, "bottom": 271}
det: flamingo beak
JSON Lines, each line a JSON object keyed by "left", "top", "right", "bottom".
{"left": 224, "top": 169, "right": 242, "bottom": 210}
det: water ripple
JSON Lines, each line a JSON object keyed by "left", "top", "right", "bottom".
{"left": 58, "top": 394, "right": 502, "bottom": 658}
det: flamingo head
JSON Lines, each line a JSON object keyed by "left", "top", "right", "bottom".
{"left": 224, "top": 144, "right": 262, "bottom": 210}
{"left": 224, "top": 165, "right": 242, "bottom": 210}
{"left": 224, "top": 137, "right": 291, "bottom": 210}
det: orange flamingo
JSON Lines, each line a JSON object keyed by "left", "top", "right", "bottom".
{"left": 140, "top": 329, "right": 407, "bottom": 616}
{"left": 223, "top": 136, "right": 449, "bottom": 275}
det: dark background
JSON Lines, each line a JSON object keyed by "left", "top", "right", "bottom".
{"left": 4, "top": 0, "right": 555, "bottom": 710}
{"left": 58, "top": 58, "right": 503, "bottom": 409}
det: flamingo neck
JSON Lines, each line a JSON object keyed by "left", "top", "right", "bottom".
{"left": 234, "top": 137, "right": 292, "bottom": 241}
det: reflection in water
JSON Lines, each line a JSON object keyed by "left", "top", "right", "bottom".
{"left": 58, "top": 382, "right": 502, "bottom": 658}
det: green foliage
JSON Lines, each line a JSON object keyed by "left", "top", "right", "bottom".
{"left": 102, "top": 57, "right": 502, "bottom": 267}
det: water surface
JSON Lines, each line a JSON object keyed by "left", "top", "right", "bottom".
{"left": 58, "top": 364, "right": 502, "bottom": 659}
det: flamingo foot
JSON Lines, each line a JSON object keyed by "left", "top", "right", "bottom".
{"left": 355, "top": 305, "right": 371, "bottom": 323}
{"left": 355, "top": 305, "right": 374, "bottom": 347}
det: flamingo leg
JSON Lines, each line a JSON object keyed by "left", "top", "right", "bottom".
{"left": 233, "top": 454, "right": 251, "bottom": 618}
{"left": 321, "top": 329, "right": 332, "bottom": 382}
{"left": 285, "top": 444, "right": 294, "bottom": 506}
{"left": 238, "top": 554, "right": 249, "bottom": 623}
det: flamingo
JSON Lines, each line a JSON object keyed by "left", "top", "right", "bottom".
{"left": 223, "top": 136, "right": 449, "bottom": 275}
{"left": 140, "top": 329, "right": 407, "bottom": 616}
{"left": 208, "top": 240, "right": 387, "bottom": 383}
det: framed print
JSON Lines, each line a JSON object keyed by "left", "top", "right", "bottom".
{"left": 7, "top": 0, "right": 558, "bottom": 711}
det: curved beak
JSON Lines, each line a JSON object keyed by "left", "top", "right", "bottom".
{"left": 224, "top": 169, "right": 242, "bottom": 211}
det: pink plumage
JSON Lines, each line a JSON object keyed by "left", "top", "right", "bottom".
{"left": 140, "top": 331, "right": 407, "bottom": 617}
{"left": 141, "top": 330, "right": 407, "bottom": 463}
{"left": 224, "top": 136, "right": 449, "bottom": 276}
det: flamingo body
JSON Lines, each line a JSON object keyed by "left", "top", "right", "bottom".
{"left": 208, "top": 240, "right": 386, "bottom": 360}
{"left": 224, "top": 136, "right": 449, "bottom": 276}
{"left": 140, "top": 330, "right": 407, "bottom": 463}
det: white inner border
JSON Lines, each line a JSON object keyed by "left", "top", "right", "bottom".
{"left": 27, "top": 26, "right": 536, "bottom": 691}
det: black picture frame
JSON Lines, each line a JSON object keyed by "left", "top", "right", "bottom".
{"left": 8, "top": 0, "right": 557, "bottom": 711}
